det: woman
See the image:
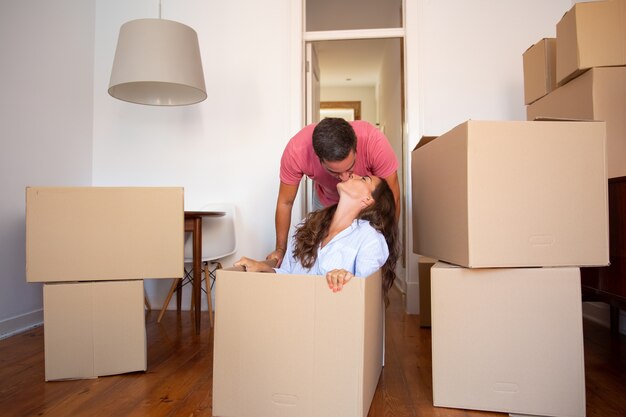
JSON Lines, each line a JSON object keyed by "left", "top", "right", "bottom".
{"left": 235, "top": 174, "right": 398, "bottom": 294}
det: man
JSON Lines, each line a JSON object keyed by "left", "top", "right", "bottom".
{"left": 266, "top": 117, "right": 400, "bottom": 267}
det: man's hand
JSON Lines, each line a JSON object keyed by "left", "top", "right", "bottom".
{"left": 265, "top": 248, "right": 285, "bottom": 268}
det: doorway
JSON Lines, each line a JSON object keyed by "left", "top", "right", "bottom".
{"left": 303, "top": 0, "right": 407, "bottom": 290}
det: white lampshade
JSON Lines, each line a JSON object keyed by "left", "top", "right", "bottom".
{"left": 108, "top": 18, "right": 207, "bottom": 106}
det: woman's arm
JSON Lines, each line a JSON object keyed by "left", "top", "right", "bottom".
{"left": 234, "top": 257, "right": 277, "bottom": 273}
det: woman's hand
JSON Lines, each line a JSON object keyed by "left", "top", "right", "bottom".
{"left": 234, "top": 257, "right": 276, "bottom": 273}
{"left": 326, "top": 269, "right": 354, "bottom": 292}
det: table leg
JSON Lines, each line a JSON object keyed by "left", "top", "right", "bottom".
{"left": 192, "top": 217, "right": 202, "bottom": 334}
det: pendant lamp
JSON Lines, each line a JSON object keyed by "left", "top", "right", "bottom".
{"left": 108, "top": 17, "right": 207, "bottom": 106}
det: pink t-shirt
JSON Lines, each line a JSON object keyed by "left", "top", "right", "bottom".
{"left": 280, "top": 120, "right": 399, "bottom": 206}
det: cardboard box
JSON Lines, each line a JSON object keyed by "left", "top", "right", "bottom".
{"left": 430, "top": 263, "right": 586, "bottom": 417}
{"left": 43, "top": 280, "right": 147, "bottom": 381}
{"left": 418, "top": 256, "right": 436, "bottom": 327}
{"left": 411, "top": 120, "right": 608, "bottom": 268}
{"left": 523, "top": 38, "right": 557, "bottom": 104}
{"left": 212, "top": 269, "right": 383, "bottom": 417}
{"left": 528, "top": 66, "right": 626, "bottom": 179}
{"left": 556, "top": 0, "right": 626, "bottom": 85}
{"left": 26, "top": 187, "right": 184, "bottom": 282}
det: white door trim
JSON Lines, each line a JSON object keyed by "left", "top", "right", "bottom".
{"left": 304, "top": 27, "right": 405, "bottom": 42}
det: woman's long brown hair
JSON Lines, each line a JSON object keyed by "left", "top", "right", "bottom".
{"left": 292, "top": 178, "right": 399, "bottom": 293}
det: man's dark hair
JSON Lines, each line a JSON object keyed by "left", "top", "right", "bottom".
{"left": 312, "top": 118, "right": 357, "bottom": 162}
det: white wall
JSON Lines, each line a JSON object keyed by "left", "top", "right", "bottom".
{"left": 416, "top": 0, "right": 572, "bottom": 135}
{"left": 93, "top": 0, "right": 301, "bottom": 308}
{"left": 0, "top": 0, "right": 95, "bottom": 338}
{"left": 404, "top": 0, "right": 573, "bottom": 313}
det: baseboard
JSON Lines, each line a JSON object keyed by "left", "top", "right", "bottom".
{"left": 582, "top": 302, "right": 626, "bottom": 336}
{"left": 393, "top": 279, "right": 406, "bottom": 295}
{"left": 582, "top": 302, "right": 611, "bottom": 327}
{"left": 405, "top": 281, "right": 420, "bottom": 315}
{"left": 0, "top": 309, "right": 44, "bottom": 340}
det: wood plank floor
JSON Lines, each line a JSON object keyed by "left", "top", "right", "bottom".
{"left": 0, "top": 287, "right": 624, "bottom": 417}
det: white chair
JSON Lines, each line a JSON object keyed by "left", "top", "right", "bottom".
{"left": 158, "top": 203, "right": 237, "bottom": 326}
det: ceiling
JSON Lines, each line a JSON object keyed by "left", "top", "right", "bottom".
{"left": 314, "top": 38, "right": 394, "bottom": 88}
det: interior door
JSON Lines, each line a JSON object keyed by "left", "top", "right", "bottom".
{"left": 303, "top": 42, "right": 320, "bottom": 214}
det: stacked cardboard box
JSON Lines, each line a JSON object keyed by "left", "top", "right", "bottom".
{"left": 554, "top": 0, "right": 626, "bottom": 86}
{"left": 528, "top": 67, "right": 626, "bottom": 179}
{"left": 525, "top": 0, "right": 626, "bottom": 332}
{"left": 430, "top": 264, "right": 586, "bottom": 417}
{"left": 411, "top": 119, "right": 608, "bottom": 417}
{"left": 26, "top": 187, "right": 184, "bottom": 381}
{"left": 523, "top": 38, "right": 556, "bottom": 105}
{"left": 410, "top": 2, "right": 623, "bottom": 413}
{"left": 417, "top": 256, "right": 436, "bottom": 327}
{"left": 412, "top": 120, "right": 608, "bottom": 269}
{"left": 525, "top": 0, "right": 626, "bottom": 179}
{"left": 43, "top": 280, "right": 147, "bottom": 381}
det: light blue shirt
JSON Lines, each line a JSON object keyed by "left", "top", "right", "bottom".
{"left": 275, "top": 219, "right": 389, "bottom": 277}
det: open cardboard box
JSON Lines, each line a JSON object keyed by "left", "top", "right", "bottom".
{"left": 411, "top": 120, "right": 609, "bottom": 268}
{"left": 212, "top": 268, "right": 384, "bottom": 417}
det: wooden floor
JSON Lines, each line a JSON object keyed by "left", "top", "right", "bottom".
{"left": 1, "top": 288, "right": 625, "bottom": 417}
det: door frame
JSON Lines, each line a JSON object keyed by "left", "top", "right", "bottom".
{"left": 291, "top": 0, "right": 423, "bottom": 314}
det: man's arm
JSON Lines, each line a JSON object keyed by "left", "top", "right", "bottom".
{"left": 266, "top": 182, "right": 300, "bottom": 267}
{"left": 383, "top": 171, "right": 401, "bottom": 221}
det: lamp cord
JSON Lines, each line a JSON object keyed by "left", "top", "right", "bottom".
{"left": 158, "top": 0, "right": 162, "bottom": 19}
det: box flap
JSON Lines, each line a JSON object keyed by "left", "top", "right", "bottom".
{"left": 523, "top": 37, "right": 552, "bottom": 54}
{"left": 412, "top": 136, "right": 438, "bottom": 151}
{"left": 531, "top": 117, "right": 598, "bottom": 122}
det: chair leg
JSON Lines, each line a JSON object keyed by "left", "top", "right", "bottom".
{"left": 176, "top": 279, "right": 183, "bottom": 312}
{"left": 190, "top": 285, "right": 195, "bottom": 312}
{"left": 158, "top": 278, "right": 182, "bottom": 323}
{"left": 210, "top": 262, "right": 224, "bottom": 326}
{"left": 204, "top": 262, "right": 213, "bottom": 327}
{"left": 144, "top": 291, "right": 152, "bottom": 311}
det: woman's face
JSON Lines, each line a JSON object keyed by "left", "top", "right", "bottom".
{"left": 337, "top": 174, "right": 381, "bottom": 200}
